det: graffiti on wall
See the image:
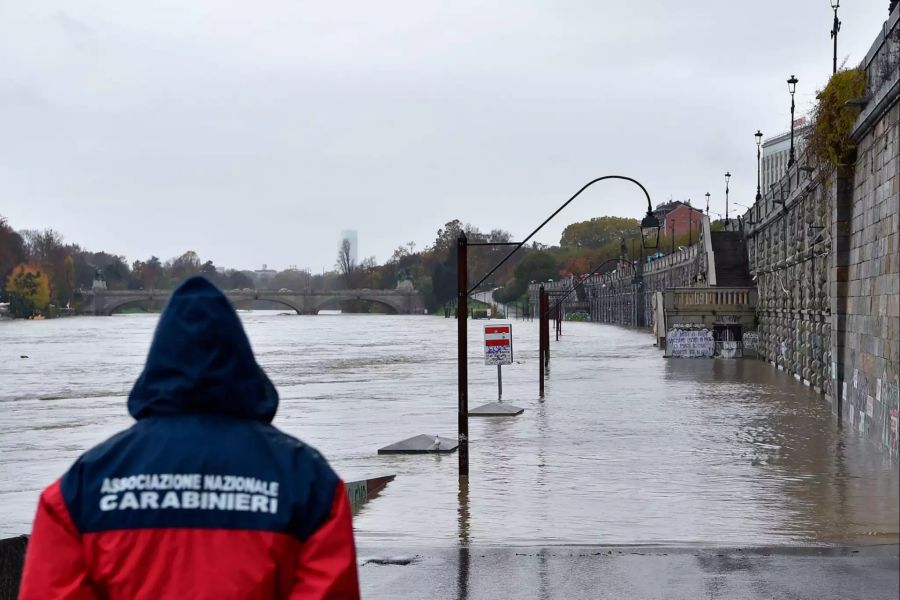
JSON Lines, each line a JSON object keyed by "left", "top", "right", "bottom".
{"left": 742, "top": 332, "right": 759, "bottom": 351}
{"left": 667, "top": 328, "right": 714, "bottom": 358}
{"left": 885, "top": 382, "right": 899, "bottom": 457}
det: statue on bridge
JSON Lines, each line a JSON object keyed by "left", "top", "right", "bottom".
{"left": 92, "top": 267, "right": 107, "bottom": 291}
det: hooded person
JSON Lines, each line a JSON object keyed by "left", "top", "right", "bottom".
{"left": 18, "top": 276, "right": 360, "bottom": 599}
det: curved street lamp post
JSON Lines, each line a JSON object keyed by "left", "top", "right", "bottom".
{"left": 457, "top": 176, "right": 659, "bottom": 478}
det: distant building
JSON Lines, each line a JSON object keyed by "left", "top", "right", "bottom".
{"left": 339, "top": 230, "right": 358, "bottom": 264}
{"left": 761, "top": 117, "right": 812, "bottom": 193}
{"left": 663, "top": 203, "right": 705, "bottom": 240}
{"left": 253, "top": 264, "right": 277, "bottom": 287}
{"left": 653, "top": 201, "right": 704, "bottom": 240}
{"left": 652, "top": 200, "right": 685, "bottom": 223}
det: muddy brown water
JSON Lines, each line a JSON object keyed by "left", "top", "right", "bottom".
{"left": 1, "top": 313, "right": 897, "bottom": 546}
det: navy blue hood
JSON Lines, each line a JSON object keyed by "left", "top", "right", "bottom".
{"left": 128, "top": 276, "right": 278, "bottom": 422}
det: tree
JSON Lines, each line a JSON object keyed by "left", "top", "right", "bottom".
{"left": 144, "top": 256, "right": 163, "bottom": 289}
{"left": 560, "top": 216, "right": 640, "bottom": 249}
{"left": 513, "top": 251, "right": 558, "bottom": 284}
{"left": 56, "top": 256, "right": 75, "bottom": 307}
{"left": 168, "top": 251, "right": 202, "bottom": 282}
{"left": 5, "top": 264, "right": 51, "bottom": 317}
{"left": 0, "top": 217, "right": 26, "bottom": 293}
{"left": 336, "top": 238, "right": 355, "bottom": 287}
{"left": 433, "top": 220, "right": 464, "bottom": 253}
{"left": 22, "top": 229, "right": 65, "bottom": 265}
{"left": 222, "top": 270, "right": 254, "bottom": 290}
{"left": 201, "top": 260, "right": 217, "bottom": 276}
{"left": 272, "top": 268, "right": 311, "bottom": 291}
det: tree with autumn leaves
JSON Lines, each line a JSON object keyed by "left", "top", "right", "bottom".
{"left": 5, "top": 264, "right": 51, "bottom": 318}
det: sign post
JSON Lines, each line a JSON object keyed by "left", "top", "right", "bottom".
{"left": 484, "top": 323, "right": 513, "bottom": 401}
{"left": 470, "top": 322, "right": 523, "bottom": 417}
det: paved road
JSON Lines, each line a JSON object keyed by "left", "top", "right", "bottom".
{"left": 359, "top": 544, "right": 899, "bottom": 599}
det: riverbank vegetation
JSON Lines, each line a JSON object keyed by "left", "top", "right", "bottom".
{"left": 1, "top": 207, "right": 701, "bottom": 318}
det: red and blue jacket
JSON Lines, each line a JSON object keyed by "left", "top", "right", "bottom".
{"left": 19, "top": 277, "right": 360, "bottom": 599}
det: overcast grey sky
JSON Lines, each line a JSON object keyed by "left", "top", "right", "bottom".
{"left": 1, "top": 1, "right": 891, "bottom": 272}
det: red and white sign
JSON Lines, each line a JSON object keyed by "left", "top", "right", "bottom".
{"left": 484, "top": 323, "right": 513, "bottom": 366}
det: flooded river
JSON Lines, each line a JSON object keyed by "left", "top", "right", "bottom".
{"left": 1, "top": 313, "right": 897, "bottom": 546}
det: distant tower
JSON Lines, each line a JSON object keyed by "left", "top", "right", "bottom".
{"left": 339, "top": 230, "right": 358, "bottom": 264}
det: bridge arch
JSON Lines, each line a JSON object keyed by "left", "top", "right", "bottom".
{"left": 233, "top": 295, "right": 306, "bottom": 315}
{"left": 90, "top": 288, "right": 422, "bottom": 316}
{"left": 312, "top": 294, "right": 403, "bottom": 314}
{"left": 104, "top": 295, "right": 164, "bottom": 315}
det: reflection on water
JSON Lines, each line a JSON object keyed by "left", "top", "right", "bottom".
{"left": 457, "top": 478, "right": 470, "bottom": 600}
{"left": 0, "top": 313, "right": 897, "bottom": 545}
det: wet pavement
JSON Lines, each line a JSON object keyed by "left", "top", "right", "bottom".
{"left": 359, "top": 544, "right": 900, "bottom": 599}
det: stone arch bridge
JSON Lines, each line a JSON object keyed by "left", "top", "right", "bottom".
{"left": 81, "top": 288, "right": 426, "bottom": 316}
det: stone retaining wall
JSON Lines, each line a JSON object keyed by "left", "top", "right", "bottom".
{"left": 743, "top": 7, "right": 899, "bottom": 459}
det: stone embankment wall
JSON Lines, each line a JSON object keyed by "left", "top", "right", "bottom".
{"left": 527, "top": 219, "right": 712, "bottom": 328}
{"left": 742, "top": 7, "right": 899, "bottom": 458}
{"left": 838, "top": 8, "right": 899, "bottom": 458}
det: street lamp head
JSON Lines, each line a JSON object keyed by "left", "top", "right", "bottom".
{"left": 787, "top": 75, "right": 798, "bottom": 95}
{"left": 725, "top": 171, "right": 731, "bottom": 183}
{"left": 639, "top": 211, "right": 661, "bottom": 249}
{"left": 705, "top": 192, "right": 710, "bottom": 199}
{"left": 831, "top": 0, "right": 839, "bottom": 9}
{"left": 755, "top": 130, "right": 763, "bottom": 146}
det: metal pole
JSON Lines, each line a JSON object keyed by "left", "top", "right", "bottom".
{"left": 831, "top": 4, "right": 840, "bottom": 75}
{"left": 555, "top": 301, "right": 560, "bottom": 341}
{"left": 456, "top": 233, "right": 469, "bottom": 479}
{"left": 788, "top": 76, "right": 797, "bottom": 168}
{"left": 542, "top": 289, "right": 550, "bottom": 365}
{"left": 539, "top": 285, "right": 546, "bottom": 397}
{"left": 497, "top": 365, "right": 502, "bottom": 401}
{"left": 789, "top": 98, "right": 796, "bottom": 166}
{"left": 725, "top": 172, "right": 730, "bottom": 222}
{"left": 756, "top": 131, "right": 763, "bottom": 201}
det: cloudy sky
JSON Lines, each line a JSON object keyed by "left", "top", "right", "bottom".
{"left": 1, "top": 1, "right": 891, "bottom": 272}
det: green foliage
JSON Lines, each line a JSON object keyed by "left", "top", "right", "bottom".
{"left": 513, "top": 251, "right": 558, "bottom": 284}
{"left": 493, "top": 279, "right": 527, "bottom": 303}
{"left": 560, "top": 216, "right": 640, "bottom": 249}
{"left": 56, "top": 255, "right": 75, "bottom": 307}
{"left": 809, "top": 68, "right": 866, "bottom": 169}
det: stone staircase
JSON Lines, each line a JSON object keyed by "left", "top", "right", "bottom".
{"left": 711, "top": 231, "right": 753, "bottom": 287}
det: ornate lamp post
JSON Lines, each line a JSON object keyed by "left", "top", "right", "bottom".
{"left": 787, "top": 75, "right": 799, "bottom": 167}
{"left": 705, "top": 192, "right": 710, "bottom": 216}
{"left": 831, "top": 0, "right": 841, "bottom": 75}
{"left": 755, "top": 130, "right": 763, "bottom": 201}
{"left": 724, "top": 172, "right": 731, "bottom": 222}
